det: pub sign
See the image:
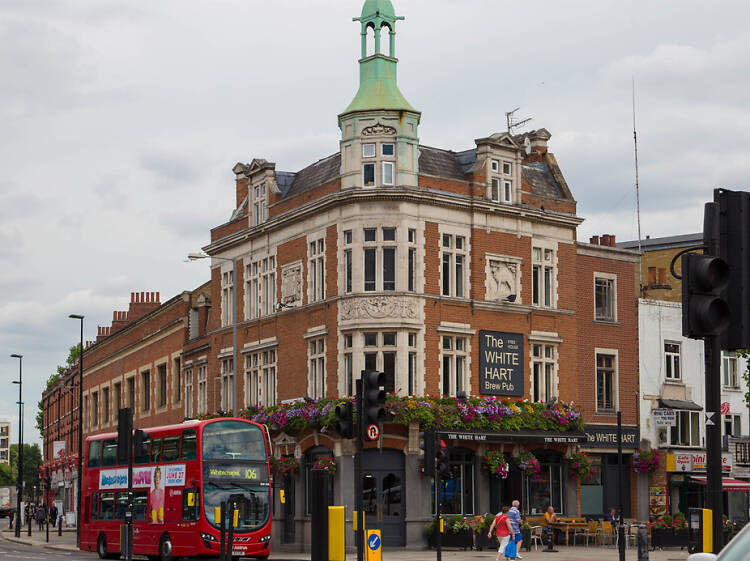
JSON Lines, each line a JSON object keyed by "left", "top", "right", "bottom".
{"left": 479, "top": 330, "right": 524, "bottom": 396}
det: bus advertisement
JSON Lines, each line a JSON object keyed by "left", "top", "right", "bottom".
{"left": 80, "top": 418, "right": 272, "bottom": 561}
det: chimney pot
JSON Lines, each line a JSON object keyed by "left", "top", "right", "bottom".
{"left": 131, "top": 292, "right": 135, "bottom": 303}
{"left": 140, "top": 291, "right": 145, "bottom": 303}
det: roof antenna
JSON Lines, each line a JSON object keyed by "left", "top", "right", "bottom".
{"left": 633, "top": 76, "right": 644, "bottom": 295}
{"left": 505, "top": 107, "right": 532, "bottom": 134}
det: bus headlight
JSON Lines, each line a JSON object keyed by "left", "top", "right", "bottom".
{"left": 200, "top": 532, "right": 218, "bottom": 548}
{"left": 259, "top": 534, "right": 271, "bottom": 547}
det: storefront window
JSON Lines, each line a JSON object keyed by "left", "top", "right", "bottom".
{"left": 525, "top": 450, "right": 563, "bottom": 514}
{"left": 433, "top": 448, "right": 474, "bottom": 515}
{"left": 580, "top": 455, "right": 603, "bottom": 515}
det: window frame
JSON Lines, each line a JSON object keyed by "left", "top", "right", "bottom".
{"left": 532, "top": 245, "right": 555, "bottom": 308}
{"left": 221, "top": 269, "right": 235, "bottom": 327}
{"left": 441, "top": 335, "right": 468, "bottom": 397}
{"left": 594, "top": 273, "right": 617, "bottom": 322}
{"left": 669, "top": 410, "right": 701, "bottom": 447}
{"left": 197, "top": 363, "right": 208, "bottom": 416}
{"left": 440, "top": 233, "right": 468, "bottom": 298}
{"left": 723, "top": 352, "right": 740, "bottom": 389}
{"left": 531, "top": 343, "right": 558, "bottom": 404}
{"left": 308, "top": 237, "right": 325, "bottom": 303}
{"left": 220, "top": 358, "right": 234, "bottom": 412}
{"left": 664, "top": 342, "right": 681, "bottom": 381}
{"left": 308, "top": 337, "right": 326, "bottom": 399}
{"left": 595, "top": 351, "right": 617, "bottom": 412}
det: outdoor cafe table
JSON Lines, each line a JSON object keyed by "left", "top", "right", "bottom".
{"left": 552, "top": 521, "right": 588, "bottom": 545}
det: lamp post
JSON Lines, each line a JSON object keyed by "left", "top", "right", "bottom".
{"left": 187, "top": 252, "right": 239, "bottom": 415}
{"left": 11, "top": 354, "right": 22, "bottom": 538}
{"left": 68, "top": 314, "right": 84, "bottom": 548}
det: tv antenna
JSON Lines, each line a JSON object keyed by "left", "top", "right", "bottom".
{"left": 506, "top": 107, "right": 532, "bottom": 134}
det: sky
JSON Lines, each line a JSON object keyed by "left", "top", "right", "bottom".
{"left": 2, "top": 0, "right": 749, "bottom": 447}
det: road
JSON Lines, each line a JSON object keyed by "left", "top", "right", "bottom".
{"left": 0, "top": 538, "right": 82, "bottom": 561}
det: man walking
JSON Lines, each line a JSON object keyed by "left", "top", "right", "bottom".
{"left": 508, "top": 500, "right": 523, "bottom": 558}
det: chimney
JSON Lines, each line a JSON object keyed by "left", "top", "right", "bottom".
{"left": 110, "top": 310, "right": 129, "bottom": 334}
{"left": 128, "top": 290, "right": 162, "bottom": 322}
{"left": 608, "top": 234, "right": 616, "bottom": 247}
{"left": 590, "top": 235, "right": 600, "bottom": 245}
{"left": 601, "top": 234, "right": 611, "bottom": 247}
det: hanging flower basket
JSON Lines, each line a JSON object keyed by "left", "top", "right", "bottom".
{"left": 312, "top": 456, "right": 337, "bottom": 475}
{"left": 516, "top": 451, "right": 542, "bottom": 480}
{"left": 270, "top": 456, "right": 300, "bottom": 479}
{"left": 482, "top": 450, "right": 510, "bottom": 479}
{"left": 632, "top": 448, "right": 659, "bottom": 473}
{"left": 568, "top": 452, "right": 593, "bottom": 482}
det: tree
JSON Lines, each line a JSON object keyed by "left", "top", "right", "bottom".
{"left": 36, "top": 343, "right": 81, "bottom": 441}
{"left": 10, "top": 443, "right": 42, "bottom": 499}
{"left": 0, "top": 463, "right": 13, "bottom": 486}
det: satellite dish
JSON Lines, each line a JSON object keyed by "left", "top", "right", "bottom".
{"left": 524, "top": 136, "right": 532, "bottom": 155}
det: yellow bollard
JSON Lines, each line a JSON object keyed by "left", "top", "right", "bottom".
{"left": 328, "top": 506, "right": 345, "bottom": 561}
{"left": 702, "top": 509, "right": 712, "bottom": 553}
{"left": 365, "top": 529, "right": 382, "bottom": 561}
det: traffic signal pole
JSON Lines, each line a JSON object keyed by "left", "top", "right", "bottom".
{"left": 355, "top": 378, "right": 364, "bottom": 561}
{"left": 704, "top": 205, "right": 723, "bottom": 554}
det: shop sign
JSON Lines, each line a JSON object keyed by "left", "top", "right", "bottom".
{"left": 583, "top": 425, "right": 639, "bottom": 448}
{"left": 653, "top": 409, "right": 676, "bottom": 427}
{"left": 441, "top": 430, "right": 586, "bottom": 443}
{"left": 478, "top": 330, "right": 524, "bottom": 397}
{"left": 668, "top": 452, "right": 733, "bottom": 472}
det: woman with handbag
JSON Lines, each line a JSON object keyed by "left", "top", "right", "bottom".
{"left": 488, "top": 506, "right": 516, "bottom": 561}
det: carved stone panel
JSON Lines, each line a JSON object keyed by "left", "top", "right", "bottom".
{"left": 485, "top": 255, "right": 521, "bottom": 302}
{"left": 362, "top": 122, "right": 397, "bottom": 136}
{"left": 340, "top": 295, "right": 419, "bottom": 321}
{"left": 280, "top": 261, "right": 303, "bottom": 306}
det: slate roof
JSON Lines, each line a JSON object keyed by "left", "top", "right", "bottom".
{"left": 522, "top": 161, "right": 564, "bottom": 199}
{"left": 417, "top": 146, "right": 468, "bottom": 181}
{"left": 279, "top": 153, "right": 341, "bottom": 199}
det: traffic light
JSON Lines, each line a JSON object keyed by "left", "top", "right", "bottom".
{"left": 335, "top": 401, "right": 354, "bottom": 439}
{"left": 681, "top": 252, "right": 730, "bottom": 338}
{"left": 361, "top": 370, "right": 386, "bottom": 426}
{"left": 419, "top": 429, "right": 435, "bottom": 475}
{"left": 716, "top": 189, "right": 750, "bottom": 350}
{"left": 117, "top": 408, "right": 133, "bottom": 465}
{"left": 436, "top": 439, "right": 450, "bottom": 479}
{"left": 134, "top": 429, "right": 147, "bottom": 459}
{"left": 44, "top": 475, "right": 51, "bottom": 490}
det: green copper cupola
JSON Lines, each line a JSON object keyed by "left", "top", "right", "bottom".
{"left": 339, "top": 0, "right": 421, "bottom": 189}
{"left": 342, "top": 0, "right": 417, "bottom": 115}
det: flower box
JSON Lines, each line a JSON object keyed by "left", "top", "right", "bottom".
{"left": 651, "top": 528, "right": 688, "bottom": 549}
{"left": 427, "top": 528, "right": 473, "bottom": 549}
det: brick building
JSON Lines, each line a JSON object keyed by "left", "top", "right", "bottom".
{"left": 619, "top": 233, "right": 750, "bottom": 524}
{"left": 0, "top": 421, "right": 9, "bottom": 465}
{"left": 39, "top": 0, "right": 642, "bottom": 549}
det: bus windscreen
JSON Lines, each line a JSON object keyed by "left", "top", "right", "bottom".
{"left": 202, "top": 420, "right": 266, "bottom": 461}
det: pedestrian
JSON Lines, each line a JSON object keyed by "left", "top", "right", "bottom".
{"left": 508, "top": 499, "right": 523, "bottom": 559}
{"left": 604, "top": 507, "right": 617, "bottom": 524}
{"left": 488, "top": 506, "right": 515, "bottom": 561}
{"left": 50, "top": 504, "right": 58, "bottom": 528}
{"left": 36, "top": 503, "right": 46, "bottom": 531}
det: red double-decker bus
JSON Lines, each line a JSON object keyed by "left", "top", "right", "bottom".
{"left": 80, "top": 418, "right": 272, "bottom": 561}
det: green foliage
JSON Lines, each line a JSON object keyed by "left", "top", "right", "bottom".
{"left": 0, "top": 463, "right": 14, "bottom": 485}
{"left": 10, "top": 443, "right": 42, "bottom": 497}
{"left": 737, "top": 349, "right": 750, "bottom": 407}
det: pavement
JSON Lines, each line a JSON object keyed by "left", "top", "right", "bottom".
{"left": 0, "top": 526, "right": 695, "bottom": 560}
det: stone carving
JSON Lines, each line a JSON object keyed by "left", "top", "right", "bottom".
{"left": 281, "top": 262, "right": 302, "bottom": 306}
{"left": 362, "top": 123, "right": 397, "bottom": 137}
{"left": 340, "top": 296, "right": 418, "bottom": 321}
{"left": 487, "top": 258, "right": 518, "bottom": 301}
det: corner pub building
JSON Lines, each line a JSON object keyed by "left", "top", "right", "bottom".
{"left": 197, "top": 0, "right": 640, "bottom": 549}
{"left": 41, "top": 0, "right": 642, "bottom": 551}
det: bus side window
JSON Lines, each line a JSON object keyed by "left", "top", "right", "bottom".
{"left": 162, "top": 435, "right": 180, "bottom": 462}
{"left": 115, "top": 492, "right": 128, "bottom": 520}
{"left": 182, "top": 488, "right": 199, "bottom": 521}
{"left": 133, "top": 491, "right": 147, "bottom": 521}
{"left": 134, "top": 434, "right": 151, "bottom": 465}
{"left": 90, "top": 492, "right": 99, "bottom": 521}
{"left": 151, "top": 438, "right": 162, "bottom": 464}
{"left": 180, "top": 429, "right": 197, "bottom": 461}
{"left": 102, "top": 439, "right": 117, "bottom": 467}
{"left": 88, "top": 441, "right": 102, "bottom": 468}
{"left": 101, "top": 492, "right": 114, "bottom": 520}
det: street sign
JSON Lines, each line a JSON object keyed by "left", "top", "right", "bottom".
{"left": 706, "top": 412, "right": 715, "bottom": 426}
{"left": 653, "top": 409, "right": 676, "bottom": 427}
{"left": 365, "top": 530, "right": 382, "bottom": 561}
{"left": 366, "top": 424, "right": 380, "bottom": 441}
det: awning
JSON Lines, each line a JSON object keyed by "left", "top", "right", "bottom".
{"left": 690, "top": 477, "right": 750, "bottom": 492}
{"left": 659, "top": 398, "right": 702, "bottom": 411}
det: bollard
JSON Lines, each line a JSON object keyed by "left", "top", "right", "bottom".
{"left": 27, "top": 513, "right": 31, "bottom": 536}
{"left": 58, "top": 516, "right": 62, "bottom": 536}
{"left": 637, "top": 524, "right": 649, "bottom": 561}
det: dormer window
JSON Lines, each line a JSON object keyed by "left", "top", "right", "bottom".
{"left": 382, "top": 143, "right": 395, "bottom": 157}
{"left": 252, "top": 183, "right": 267, "bottom": 226}
{"left": 363, "top": 143, "right": 376, "bottom": 158}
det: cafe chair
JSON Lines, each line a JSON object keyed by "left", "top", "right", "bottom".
{"left": 583, "top": 520, "right": 600, "bottom": 546}
{"left": 600, "top": 521, "right": 616, "bottom": 547}
{"left": 529, "top": 526, "right": 544, "bottom": 551}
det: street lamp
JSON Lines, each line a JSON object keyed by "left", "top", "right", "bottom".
{"left": 187, "top": 252, "right": 239, "bottom": 415}
{"left": 68, "top": 314, "right": 84, "bottom": 548}
{"left": 10, "top": 353, "right": 22, "bottom": 538}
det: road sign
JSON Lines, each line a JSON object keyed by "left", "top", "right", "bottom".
{"left": 366, "top": 424, "right": 380, "bottom": 441}
{"left": 366, "top": 529, "right": 382, "bottom": 561}
{"left": 706, "top": 412, "right": 715, "bottom": 426}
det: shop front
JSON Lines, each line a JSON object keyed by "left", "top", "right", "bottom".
{"left": 579, "top": 425, "right": 639, "bottom": 517}
{"left": 665, "top": 451, "right": 733, "bottom": 515}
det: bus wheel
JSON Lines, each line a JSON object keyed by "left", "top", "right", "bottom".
{"left": 158, "top": 533, "right": 174, "bottom": 561}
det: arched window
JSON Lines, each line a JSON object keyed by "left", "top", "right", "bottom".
{"left": 433, "top": 447, "right": 475, "bottom": 515}
{"left": 525, "top": 449, "right": 564, "bottom": 515}
{"left": 304, "top": 446, "right": 334, "bottom": 515}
